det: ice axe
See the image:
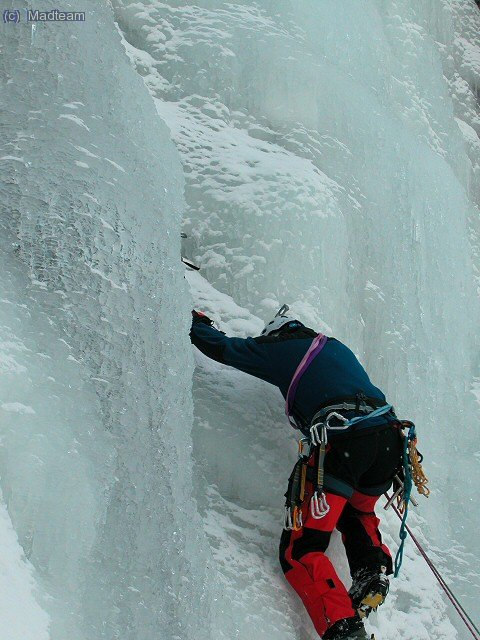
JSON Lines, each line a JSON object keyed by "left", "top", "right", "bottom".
{"left": 180, "top": 233, "right": 200, "bottom": 270}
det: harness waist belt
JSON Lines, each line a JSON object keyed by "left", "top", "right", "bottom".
{"left": 312, "top": 395, "right": 392, "bottom": 424}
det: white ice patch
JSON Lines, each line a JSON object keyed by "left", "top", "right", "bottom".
{"left": 0, "top": 402, "right": 35, "bottom": 415}
{"left": 57, "top": 114, "right": 90, "bottom": 131}
{"left": 0, "top": 494, "right": 50, "bottom": 640}
{"left": 71, "top": 145, "right": 100, "bottom": 159}
{"left": 103, "top": 158, "right": 126, "bottom": 173}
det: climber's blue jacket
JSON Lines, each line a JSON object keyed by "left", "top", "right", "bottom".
{"left": 190, "top": 322, "right": 391, "bottom": 434}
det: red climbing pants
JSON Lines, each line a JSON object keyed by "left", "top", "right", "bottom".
{"left": 279, "top": 425, "right": 401, "bottom": 637}
{"left": 280, "top": 490, "right": 390, "bottom": 637}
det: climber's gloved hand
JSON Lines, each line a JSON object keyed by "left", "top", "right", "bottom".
{"left": 192, "top": 309, "right": 214, "bottom": 326}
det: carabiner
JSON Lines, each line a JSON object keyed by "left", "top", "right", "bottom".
{"left": 292, "top": 506, "right": 303, "bottom": 531}
{"left": 310, "top": 422, "right": 328, "bottom": 447}
{"left": 298, "top": 437, "right": 312, "bottom": 459}
{"left": 310, "top": 490, "right": 330, "bottom": 519}
{"left": 325, "top": 411, "right": 350, "bottom": 430}
{"left": 284, "top": 506, "right": 294, "bottom": 530}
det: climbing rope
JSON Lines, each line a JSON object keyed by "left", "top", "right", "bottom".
{"left": 386, "top": 422, "right": 479, "bottom": 638}
{"left": 388, "top": 499, "right": 480, "bottom": 640}
{"left": 393, "top": 422, "right": 415, "bottom": 576}
{"left": 408, "top": 435, "right": 430, "bottom": 497}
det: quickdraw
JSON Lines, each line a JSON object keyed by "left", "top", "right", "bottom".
{"left": 309, "top": 422, "right": 330, "bottom": 519}
{"left": 284, "top": 438, "right": 311, "bottom": 531}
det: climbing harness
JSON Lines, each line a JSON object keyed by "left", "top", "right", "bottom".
{"left": 283, "top": 330, "right": 397, "bottom": 529}
{"left": 382, "top": 420, "right": 430, "bottom": 577}
{"left": 302, "top": 402, "right": 395, "bottom": 523}
{"left": 283, "top": 330, "right": 398, "bottom": 529}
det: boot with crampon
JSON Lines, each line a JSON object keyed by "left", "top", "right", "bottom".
{"left": 349, "top": 565, "right": 389, "bottom": 619}
{"left": 322, "top": 614, "right": 369, "bottom": 640}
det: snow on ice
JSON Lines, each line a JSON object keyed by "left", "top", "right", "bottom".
{"left": 1, "top": 1, "right": 479, "bottom": 639}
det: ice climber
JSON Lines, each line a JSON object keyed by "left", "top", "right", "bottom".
{"left": 190, "top": 307, "right": 404, "bottom": 640}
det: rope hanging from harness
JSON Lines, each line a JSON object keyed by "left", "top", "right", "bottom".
{"left": 390, "top": 420, "right": 430, "bottom": 576}
{"left": 393, "top": 424, "right": 413, "bottom": 577}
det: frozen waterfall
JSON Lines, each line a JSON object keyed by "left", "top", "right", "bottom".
{"left": 1, "top": 1, "right": 479, "bottom": 639}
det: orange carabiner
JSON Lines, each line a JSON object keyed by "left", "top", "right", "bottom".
{"left": 292, "top": 506, "right": 303, "bottom": 531}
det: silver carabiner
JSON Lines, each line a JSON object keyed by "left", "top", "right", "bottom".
{"left": 310, "top": 490, "right": 330, "bottom": 519}
{"left": 298, "top": 436, "right": 312, "bottom": 459}
{"left": 310, "top": 422, "right": 328, "bottom": 446}
{"left": 325, "top": 411, "right": 350, "bottom": 430}
{"left": 284, "top": 506, "right": 294, "bottom": 530}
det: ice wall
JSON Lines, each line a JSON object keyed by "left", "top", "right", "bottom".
{"left": 113, "top": 0, "right": 480, "bottom": 637}
{"left": 1, "top": 0, "right": 479, "bottom": 639}
{"left": 0, "top": 489, "right": 50, "bottom": 640}
{"left": 0, "top": 1, "right": 211, "bottom": 639}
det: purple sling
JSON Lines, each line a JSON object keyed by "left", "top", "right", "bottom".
{"left": 285, "top": 333, "right": 328, "bottom": 429}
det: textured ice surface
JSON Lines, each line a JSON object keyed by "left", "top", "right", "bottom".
{"left": 0, "top": 489, "right": 50, "bottom": 640}
{"left": 0, "top": 0, "right": 479, "bottom": 639}
{"left": 1, "top": 1, "right": 210, "bottom": 639}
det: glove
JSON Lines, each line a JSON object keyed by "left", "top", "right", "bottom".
{"left": 192, "top": 309, "right": 214, "bottom": 326}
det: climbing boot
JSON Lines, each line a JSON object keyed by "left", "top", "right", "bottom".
{"left": 349, "top": 565, "right": 389, "bottom": 619}
{"left": 322, "top": 614, "right": 368, "bottom": 640}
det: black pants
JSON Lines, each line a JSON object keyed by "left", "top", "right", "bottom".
{"left": 323, "top": 423, "right": 404, "bottom": 499}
